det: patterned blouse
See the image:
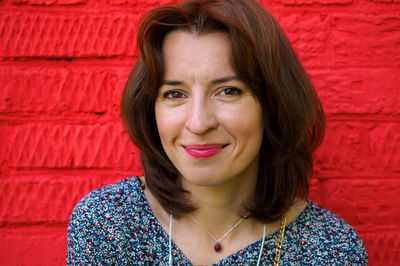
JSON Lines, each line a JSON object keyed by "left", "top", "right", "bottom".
{"left": 67, "top": 176, "right": 368, "bottom": 265}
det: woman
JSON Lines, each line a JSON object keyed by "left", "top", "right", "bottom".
{"left": 67, "top": 0, "right": 368, "bottom": 265}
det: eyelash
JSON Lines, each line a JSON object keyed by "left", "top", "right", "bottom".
{"left": 161, "top": 86, "right": 243, "bottom": 100}
{"left": 162, "top": 90, "right": 186, "bottom": 99}
{"left": 219, "top": 87, "right": 242, "bottom": 96}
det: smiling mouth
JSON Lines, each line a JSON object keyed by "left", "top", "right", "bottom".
{"left": 184, "top": 144, "right": 227, "bottom": 159}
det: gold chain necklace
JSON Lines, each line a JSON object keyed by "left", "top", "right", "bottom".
{"left": 273, "top": 212, "right": 287, "bottom": 265}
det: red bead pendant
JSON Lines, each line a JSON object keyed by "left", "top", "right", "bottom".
{"left": 214, "top": 242, "right": 222, "bottom": 252}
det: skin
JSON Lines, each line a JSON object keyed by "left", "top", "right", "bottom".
{"left": 143, "top": 30, "right": 306, "bottom": 265}
{"left": 155, "top": 30, "right": 264, "bottom": 190}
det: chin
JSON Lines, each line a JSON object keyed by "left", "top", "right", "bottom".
{"left": 183, "top": 176, "right": 219, "bottom": 187}
{"left": 179, "top": 170, "right": 233, "bottom": 188}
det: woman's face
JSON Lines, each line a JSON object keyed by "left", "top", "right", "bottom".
{"left": 155, "top": 30, "right": 264, "bottom": 188}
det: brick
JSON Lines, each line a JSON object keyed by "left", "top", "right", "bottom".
{"left": 0, "top": 12, "right": 138, "bottom": 58}
{"left": 0, "top": 175, "right": 126, "bottom": 224}
{"left": 11, "top": 0, "right": 56, "bottom": 5}
{"left": 308, "top": 177, "right": 322, "bottom": 203}
{"left": 58, "top": 0, "right": 87, "bottom": 4}
{"left": 6, "top": 123, "right": 142, "bottom": 170}
{"left": 318, "top": 179, "right": 400, "bottom": 227}
{"left": 275, "top": 13, "right": 330, "bottom": 61}
{"left": 11, "top": 0, "right": 87, "bottom": 4}
{"left": 361, "top": 232, "right": 400, "bottom": 265}
{"left": 310, "top": 68, "right": 400, "bottom": 115}
{"left": 0, "top": 123, "right": 7, "bottom": 171}
{"left": 108, "top": 0, "right": 178, "bottom": 6}
{"left": 328, "top": 15, "right": 400, "bottom": 67}
{"left": 314, "top": 121, "right": 400, "bottom": 176}
{"left": 272, "top": 13, "right": 400, "bottom": 67}
{"left": 0, "top": 66, "right": 121, "bottom": 113}
{"left": 271, "top": 0, "right": 352, "bottom": 5}
{"left": 0, "top": 229, "right": 66, "bottom": 266}
{"left": 369, "top": 0, "right": 400, "bottom": 3}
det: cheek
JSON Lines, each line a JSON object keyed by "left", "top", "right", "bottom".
{"left": 218, "top": 104, "right": 264, "bottom": 138}
{"left": 155, "top": 104, "right": 182, "bottom": 144}
{"left": 155, "top": 107, "right": 168, "bottom": 142}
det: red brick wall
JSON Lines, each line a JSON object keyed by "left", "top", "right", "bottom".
{"left": 0, "top": 0, "right": 399, "bottom": 265}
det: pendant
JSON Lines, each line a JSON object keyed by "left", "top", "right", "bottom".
{"left": 214, "top": 242, "right": 222, "bottom": 252}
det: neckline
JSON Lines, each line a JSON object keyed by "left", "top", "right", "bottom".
{"left": 133, "top": 176, "right": 311, "bottom": 264}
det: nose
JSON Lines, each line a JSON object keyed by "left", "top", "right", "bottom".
{"left": 185, "top": 95, "right": 218, "bottom": 135}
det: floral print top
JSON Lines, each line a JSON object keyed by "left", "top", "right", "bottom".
{"left": 67, "top": 176, "right": 368, "bottom": 265}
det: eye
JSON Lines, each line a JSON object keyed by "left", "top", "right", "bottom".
{"left": 162, "top": 90, "right": 186, "bottom": 100}
{"left": 219, "top": 87, "right": 243, "bottom": 96}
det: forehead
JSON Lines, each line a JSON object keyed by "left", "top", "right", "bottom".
{"left": 161, "top": 30, "right": 235, "bottom": 80}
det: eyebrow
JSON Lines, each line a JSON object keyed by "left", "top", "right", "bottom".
{"left": 211, "top": 76, "right": 239, "bottom": 84}
{"left": 161, "top": 76, "right": 240, "bottom": 85}
{"left": 161, "top": 80, "right": 183, "bottom": 85}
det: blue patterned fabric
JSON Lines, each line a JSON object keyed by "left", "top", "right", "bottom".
{"left": 67, "top": 176, "right": 368, "bottom": 265}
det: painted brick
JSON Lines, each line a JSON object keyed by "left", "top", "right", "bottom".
{"left": 0, "top": 175, "right": 124, "bottom": 224}
{"left": 369, "top": 0, "right": 400, "bottom": 3}
{"left": 11, "top": 0, "right": 56, "bottom": 5}
{"left": 310, "top": 68, "right": 400, "bottom": 115}
{"left": 273, "top": 13, "right": 400, "bottom": 67}
{"left": 0, "top": 230, "right": 66, "bottom": 266}
{"left": 0, "top": 66, "right": 120, "bottom": 113}
{"left": 6, "top": 123, "right": 142, "bottom": 170}
{"left": 108, "top": 0, "right": 178, "bottom": 6}
{"left": 361, "top": 232, "right": 400, "bottom": 265}
{"left": 11, "top": 0, "right": 87, "bottom": 4}
{"left": 275, "top": 13, "right": 329, "bottom": 61}
{"left": 0, "top": 12, "right": 138, "bottom": 58}
{"left": 0, "top": 123, "right": 7, "bottom": 173}
{"left": 58, "top": 0, "right": 87, "bottom": 4}
{"left": 318, "top": 179, "right": 400, "bottom": 226}
{"left": 0, "top": 0, "right": 399, "bottom": 265}
{"left": 271, "top": 0, "right": 352, "bottom": 5}
{"left": 308, "top": 177, "right": 322, "bottom": 203}
{"left": 328, "top": 15, "right": 400, "bottom": 67}
{"left": 314, "top": 121, "right": 400, "bottom": 176}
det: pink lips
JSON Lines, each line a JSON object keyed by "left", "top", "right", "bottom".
{"left": 184, "top": 144, "right": 225, "bottom": 159}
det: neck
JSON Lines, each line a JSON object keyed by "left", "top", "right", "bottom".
{"left": 178, "top": 169, "right": 259, "bottom": 237}
{"left": 171, "top": 169, "right": 265, "bottom": 263}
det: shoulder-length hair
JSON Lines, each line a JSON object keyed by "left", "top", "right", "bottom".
{"left": 121, "top": 0, "right": 325, "bottom": 222}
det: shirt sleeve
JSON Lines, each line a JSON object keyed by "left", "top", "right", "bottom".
{"left": 344, "top": 227, "right": 368, "bottom": 265}
{"left": 67, "top": 193, "right": 115, "bottom": 265}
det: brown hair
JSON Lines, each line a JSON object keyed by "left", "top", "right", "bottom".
{"left": 121, "top": 0, "right": 325, "bottom": 222}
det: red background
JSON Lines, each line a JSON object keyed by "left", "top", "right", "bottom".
{"left": 0, "top": 0, "right": 399, "bottom": 265}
